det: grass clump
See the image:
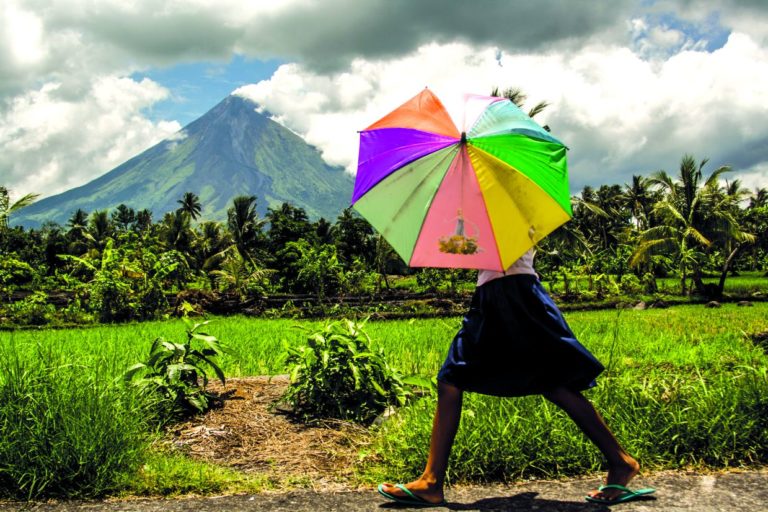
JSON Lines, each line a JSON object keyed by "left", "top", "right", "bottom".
{"left": 126, "top": 450, "right": 272, "bottom": 497}
{"left": 0, "top": 345, "right": 152, "bottom": 499}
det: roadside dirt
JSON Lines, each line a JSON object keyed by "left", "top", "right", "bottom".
{"left": 165, "top": 376, "right": 371, "bottom": 489}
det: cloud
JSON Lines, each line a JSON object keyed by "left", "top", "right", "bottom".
{"left": 2, "top": 0, "right": 768, "bottom": 204}
{"left": 0, "top": 76, "right": 181, "bottom": 198}
{"left": 1, "top": 0, "right": 636, "bottom": 96}
{"left": 236, "top": 31, "right": 768, "bottom": 193}
{"left": 239, "top": 0, "right": 636, "bottom": 72}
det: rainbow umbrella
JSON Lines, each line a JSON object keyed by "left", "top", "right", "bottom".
{"left": 351, "top": 88, "right": 572, "bottom": 271}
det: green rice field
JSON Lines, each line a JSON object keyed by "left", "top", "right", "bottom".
{"left": 3, "top": 304, "right": 767, "bottom": 379}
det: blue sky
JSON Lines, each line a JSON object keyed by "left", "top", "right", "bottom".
{"left": 132, "top": 56, "right": 283, "bottom": 126}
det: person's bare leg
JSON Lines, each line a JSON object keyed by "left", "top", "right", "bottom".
{"left": 543, "top": 387, "right": 640, "bottom": 501}
{"left": 380, "top": 380, "right": 463, "bottom": 504}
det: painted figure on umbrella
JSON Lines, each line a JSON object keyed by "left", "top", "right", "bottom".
{"left": 353, "top": 89, "right": 655, "bottom": 506}
{"left": 438, "top": 209, "right": 480, "bottom": 255}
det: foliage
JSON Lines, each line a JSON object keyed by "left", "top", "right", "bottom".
{"left": 415, "top": 268, "right": 474, "bottom": 294}
{"left": 0, "top": 186, "right": 38, "bottom": 230}
{"left": 2, "top": 170, "right": 767, "bottom": 327}
{"left": 0, "top": 346, "right": 150, "bottom": 499}
{"left": 209, "top": 249, "right": 274, "bottom": 298}
{"left": 4, "top": 291, "right": 55, "bottom": 326}
{"left": 0, "top": 256, "right": 36, "bottom": 289}
{"left": 280, "top": 318, "right": 411, "bottom": 424}
{"left": 367, "top": 366, "right": 768, "bottom": 484}
{"left": 124, "top": 318, "right": 230, "bottom": 424}
{"left": 283, "top": 239, "right": 345, "bottom": 297}
{"left": 59, "top": 239, "right": 170, "bottom": 322}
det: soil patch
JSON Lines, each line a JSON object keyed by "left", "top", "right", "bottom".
{"left": 165, "top": 376, "right": 371, "bottom": 489}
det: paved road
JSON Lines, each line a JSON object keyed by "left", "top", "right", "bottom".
{"left": 1, "top": 469, "right": 766, "bottom": 511}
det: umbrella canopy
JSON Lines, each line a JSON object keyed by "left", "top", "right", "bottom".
{"left": 352, "top": 89, "right": 572, "bottom": 271}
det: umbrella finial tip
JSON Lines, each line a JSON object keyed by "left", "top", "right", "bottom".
{"left": 460, "top": 132, "right": 467, "bottom": 144}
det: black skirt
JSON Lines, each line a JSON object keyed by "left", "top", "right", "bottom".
{"left": 437, "top": 274, "right": 604, "bottom": 397}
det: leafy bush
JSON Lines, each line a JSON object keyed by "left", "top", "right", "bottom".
{"left": 0, "top": 347, "right": 150, "bottom": 499}
{"left": 280, "top": 318, "right": 410, "bottom": 424}
{"left": 5, "top": 291, "right": 55, "bottom": 326}
{"left": 0, "top": 256, "right": 36, "bottom": 288}
{"left": 124, "top": 319, "right": 229, "bottom": 425}
{"left": 619, "top": 274, "right": 643, "bottom": 295}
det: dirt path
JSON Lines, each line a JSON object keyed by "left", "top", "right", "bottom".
{"left": 2, "top": 469, "right": 766, "bottom": 511}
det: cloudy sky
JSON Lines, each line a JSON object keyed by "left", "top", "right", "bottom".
{"left": 2, "top": 0, "right": 768, "bottom": 205}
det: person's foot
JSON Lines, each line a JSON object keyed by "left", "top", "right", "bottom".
{"left": 587, "top": 454, "right": 641, "bottom": 501}
{"left": 379, "top": 479, "right": 444, "bottom": 505}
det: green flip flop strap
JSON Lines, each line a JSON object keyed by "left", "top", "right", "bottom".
{"left": 598, "top": 484, "right": 656, "bottom": 495}
{"left": 396, "top": 484, "right": 429, "bottom": 503}
{"left": 598, "top": 484, "right": 631, "bottom": 492}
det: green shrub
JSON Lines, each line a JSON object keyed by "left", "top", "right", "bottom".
{"left": 619, "top": 274, "right": 643, "bottom": 295}
{"left": 124, "top": 319, "right": 229, "bottom": 425}
{"left": 0, "top": 347, "right": 150, "bottom": 499}
{"left": 281, "top": 318, "right": 410, "bottom": 424}
{"left": 6, "top": 291, "right": 55, "bottom": 326}
{"left": 0, "top": 256, "right": 36, "bottom": 288}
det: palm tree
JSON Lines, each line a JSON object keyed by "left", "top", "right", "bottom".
{"left": 705, "top": 178, "right": 755, "bottom": 296}
{"left": 159, "top": 210, "right": 193, "bottom": 254}
{"left": 226, "top": 195, "right": 265, "bottom": 262}
{"left": 67, "top": 208, "right": 89, "bottom": 233}
{"left": 0, "top": 186, "right": 39, "bottom": 230}
{"left": 88, "top": 210, "right": 113, "bottom": 250}
{"left": 491, "top": 87, "right": 549, "bottom": 120}
{"left": 621, "top": 175, "right": 654, "bottom": 231}
{"left": 209, "top": 249, "right": 272, "bottom": 299}
{"left": 194, "top": 221, "right": 232, "bottom": 273}
{"left": 177, "top": 192, "right": 202, "bottom": 221}
{"left": 65, "top": 208, "right": 91, "bottom": 254}
{"left": 111, "top": 204, "right": 136, "bottom": 231}
{"left": 630, "top": 155, "right": 737, "bottom": 295}
{"left": 135, "top": 209, "right": 153, "bottom": 234}
{"left": 749, "top": 187, "right": 768, "bottom": 209}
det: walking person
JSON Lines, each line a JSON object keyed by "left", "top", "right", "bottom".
{"left": 377, "top": 249, "right": 655, "bottom": 506}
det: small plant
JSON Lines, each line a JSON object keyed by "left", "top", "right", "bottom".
{"left": 124, "top": 318, "right": 229, "bottom": 424}
{"left": 280, "top": 318, "right": 410, "bottom": 424}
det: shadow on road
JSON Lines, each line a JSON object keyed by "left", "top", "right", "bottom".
{"left": 380, "top": 490, "right": 657, "bottom": 511}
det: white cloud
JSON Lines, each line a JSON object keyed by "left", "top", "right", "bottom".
{"left": 739, "top": 162, "right": 768, "bottom": 193}
{"left": 235, "top": 32, "right": 768, "bottom": 193}
{"left": 0, "top": 76, "right": 181, "bottom": 199}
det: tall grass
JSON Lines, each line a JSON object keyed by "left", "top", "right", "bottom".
{"left": 0, "top": 343, "right": 152, "bottom": 499}
{"left": 364, "top": 365, "right": 768, "bottom": 483}
{"left": 362, "top": 305, "right": 768, "bottom": 483}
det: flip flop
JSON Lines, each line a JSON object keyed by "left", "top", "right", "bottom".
{"left": 585, "top": 483, "right": 656, "bottom": 504}
{"left": 377, "top": 483, "right": 447, "bottom": 507}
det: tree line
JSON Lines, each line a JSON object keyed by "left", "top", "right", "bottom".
{"left": 1, "top": 154, "right": 767, "bottom": 323}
